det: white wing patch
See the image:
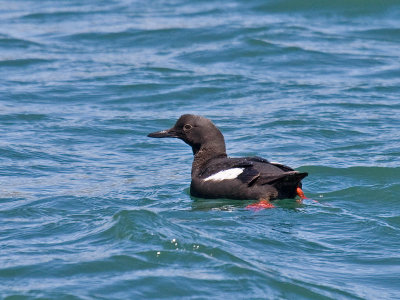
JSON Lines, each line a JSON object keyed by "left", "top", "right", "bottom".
{"left": 203, "top": 168, "right": 244, "bottom": 182}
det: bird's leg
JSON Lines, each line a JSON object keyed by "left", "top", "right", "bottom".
{"left": 246, "top": 197, "right": 275, "bottom": 211}
{"left": 296, "top": 187, "right": 312, "bottom": 203}
{"left": 296, "top": 187, "right": 307, "bottom": 199}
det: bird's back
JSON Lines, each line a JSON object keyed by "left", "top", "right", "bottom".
{"left": 191, "top": 156, "right": 307, "bottom": 200}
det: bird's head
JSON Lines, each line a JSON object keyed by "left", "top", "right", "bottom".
{"left": 148, "top": 114, "right": 226, "bottom": 155}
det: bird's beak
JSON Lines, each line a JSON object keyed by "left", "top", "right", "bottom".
{"left": 147, "top": 128, "right": 178, "bottom": 138}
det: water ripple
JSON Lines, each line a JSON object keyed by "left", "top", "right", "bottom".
{"left": 1, "top": 0, "right": 400, "bottom": 298}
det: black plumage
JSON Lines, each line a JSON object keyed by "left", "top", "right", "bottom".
{"left": 148, "top": 114, "right": 307, "bottom": 201}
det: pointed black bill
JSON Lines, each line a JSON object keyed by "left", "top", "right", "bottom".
{"left": 147, "top": 128, "right": 178, "bottom": 138}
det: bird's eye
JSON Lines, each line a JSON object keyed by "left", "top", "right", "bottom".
{"left": 183, "top": 124, "right": 192, "bottom": 131}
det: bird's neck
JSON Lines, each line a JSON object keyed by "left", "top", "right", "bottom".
{"left": 191, "top": 143, "right": 227, "bottom": 177}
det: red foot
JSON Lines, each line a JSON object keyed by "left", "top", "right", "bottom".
{"left": 296, "top": 187, "right": 321, "bottom": 204}
{"left": 296, "top": 187, "right": 308, "bottom": 200}
{"left": 246, "top": 200, "right": 275, "bottom": 211}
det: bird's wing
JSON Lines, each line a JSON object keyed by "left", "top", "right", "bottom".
{"left": 246, "top": 156, "right": 295, "bottom": 172}
{"left": 237, "top": 157, "right": 306, "bottom": 187}
{"left": 236, "top": 165, "right": 300, "bottom": 187}
{"left": 200, "top": 156, "right": 306, "bottom": 187}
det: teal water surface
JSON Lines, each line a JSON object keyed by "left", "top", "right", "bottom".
{"left": 1, "top": 0, "right": 400, "bottom": 299}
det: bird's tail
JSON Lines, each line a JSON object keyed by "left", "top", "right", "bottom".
{"left": 271, "top": 171, "right": 308, "bottom": 199}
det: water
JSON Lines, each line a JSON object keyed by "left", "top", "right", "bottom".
{"left": 1, "top": 0, "right": 400, "bottom": 299}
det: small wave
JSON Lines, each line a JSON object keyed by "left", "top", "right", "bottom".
{"left": 353, "top": 28, "right": 400, "bottom": 42}
{"left": 0, "top": 35, "right": 42, "bottom": 48}
{"left": 254, "top": 0, "right": 399, "bottom": 15}
{"left": 21, "top": 10, "right": 99, "bottom": 21}
{"left": 0, "top": 113, "right": 48, "bottom": 122}
{"left": 0, "top": 58, "right": 51, "bottom": 67}
{"left": 303, "top": 165, "right": 400, "bottom": 181}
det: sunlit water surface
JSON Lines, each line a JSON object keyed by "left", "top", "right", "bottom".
{"left": 1, "top": 1, "right": 400, "bottom": 299}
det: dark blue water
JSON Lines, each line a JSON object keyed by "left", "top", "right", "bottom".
{"left": 1, "top": 1, "right": 400, "bottom": 299}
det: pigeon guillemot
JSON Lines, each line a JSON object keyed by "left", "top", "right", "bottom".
{"left": 148, "top": 114, "right": 308, "bottom": 208}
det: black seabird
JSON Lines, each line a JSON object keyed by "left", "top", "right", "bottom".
{"left": 148, "top": 114, "right": 308, "bottom": 209}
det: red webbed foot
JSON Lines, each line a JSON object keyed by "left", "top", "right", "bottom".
{"left": 246, "top": 199, "right": 275, "bottom": 211}
{"left": 296, "top": 187, "right": 321, "bottom": 204}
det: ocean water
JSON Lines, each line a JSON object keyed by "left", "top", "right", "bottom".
{"left": 1, "top": 0, "right": 400, "bottom": 299}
